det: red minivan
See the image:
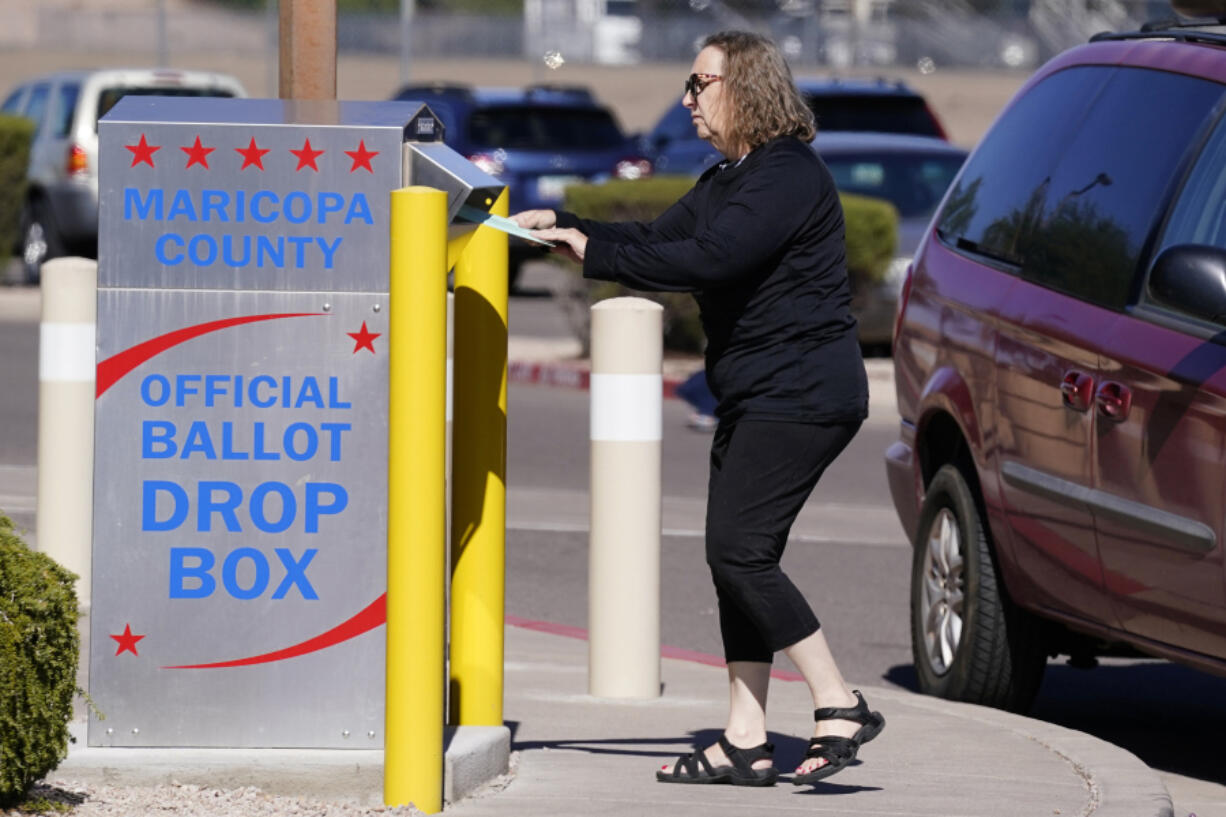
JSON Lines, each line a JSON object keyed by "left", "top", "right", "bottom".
{"left": 887, "top": 4, "right": 1226, "bottom": 712}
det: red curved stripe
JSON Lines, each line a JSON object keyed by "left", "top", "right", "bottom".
{"left": 96, "top": 313, "right": 327, "bottom": 398}
{"left": 164, "top": 593, "right": 386, "bottom": 669}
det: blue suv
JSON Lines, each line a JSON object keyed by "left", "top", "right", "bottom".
{"left": 392, "top": 83, "right": 651, "bottom": 286}
{"left": 643, "top": 76, "right": 947, "bottom": 175}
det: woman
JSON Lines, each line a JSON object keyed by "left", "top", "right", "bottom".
{"left": 512, "top": 30, "right": 884, "bottom": 787}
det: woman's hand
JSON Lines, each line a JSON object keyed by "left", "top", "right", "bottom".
{"left": 510, "top": 209, "right": 557, "bottom": 230}
{"left": 532, "top": 227, "right": 588, "bottom": 264}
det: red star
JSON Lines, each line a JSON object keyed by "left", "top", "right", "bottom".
{"left": 110, "top": 623, "right": 146, "bottom": 657}
{"left": 347, "top": 321, "right": 381, "bottom": 354}
{"left": 125, "top": 134, "right": 160, "bottom": 168}
{"left": 235, "top": 137, "right": 270, "bottom": 170}
{"left": 290, "top": 137, "right": 325, "bottom": 171}
{"left": 345, "top": 139, "right": 379, "bottom": 173}
{"left": 181, "top": 136, "right": 214, "bottom": 169}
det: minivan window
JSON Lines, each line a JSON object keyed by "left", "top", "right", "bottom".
{"left": 24, "top": 83, "right": 51, "bottom": 133}
{"left": 939, "top": 66, "right": 1223, "bottom": 309}
{"left": 467, "top": 106, "right": 623, "bottom": 150}
{"left": 1155, "top": 110, "right": 1226, "bottom": 259}
{"left": 94, "top": 86, "right": 237, "bottom": 130}
{"left": 52, "top": 83, "right": 80, "bottom": 138}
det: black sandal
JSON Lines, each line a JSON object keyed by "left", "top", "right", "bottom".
{"left": 792, "top": 689, "right": 885, "bottom": 785}
{"left": 656, "top": 735, "right": 779, "bottom": 786}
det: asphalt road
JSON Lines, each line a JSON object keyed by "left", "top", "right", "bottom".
{"left": 0, "top": 280, "right": 1224, "bottom": 815}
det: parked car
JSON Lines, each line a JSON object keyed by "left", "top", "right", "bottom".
{"left": 812, "top": 132, "right": 966, "bottom": 348}
{"left": 391, "top": 83, "right": 651, "bottom": 288}
{"left": 2, "top": 68, "right": 247, "bottom": 283}
{"left": 887, "top": 3, "right": 1226, "bottom": 714}
{"left": 641, "top": 76, "right": 948, "bottom": 176}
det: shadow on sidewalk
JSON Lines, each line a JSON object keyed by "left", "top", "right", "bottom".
{"left": 884, "top": 659, "right": 1226, "bottom": 785}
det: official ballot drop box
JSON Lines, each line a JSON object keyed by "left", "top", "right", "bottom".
{"left": 89, "top": 97, "right": 502, "bottom": 748}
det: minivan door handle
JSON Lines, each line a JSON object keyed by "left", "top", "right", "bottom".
{"left": 1060, "top": 370, "right": 1095, "bottom": 412}
{"left": 1096, "top": 381, "right": 1132, "bottom": 421}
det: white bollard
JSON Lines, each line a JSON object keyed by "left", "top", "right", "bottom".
{"left": 36, "top": 257, "right": 97, "bottom": 610}
{"left": 588, "top": 297, "right": 662, "bottom": 699}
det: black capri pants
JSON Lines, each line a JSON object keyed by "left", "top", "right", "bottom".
{"left": 705, "top": 418, "right": 860, "bottom": 663}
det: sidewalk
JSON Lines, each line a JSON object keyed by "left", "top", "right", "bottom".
{"left": 51, "top": 618, "right": 1172, "bottom": 817}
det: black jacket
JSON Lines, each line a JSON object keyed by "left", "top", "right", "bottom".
{"left": 557, "top": 135, "right": 868, "bottom": 424}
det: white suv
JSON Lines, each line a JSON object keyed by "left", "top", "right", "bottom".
{"left": 2, "top": 68, "right": 247, "bottom": 283}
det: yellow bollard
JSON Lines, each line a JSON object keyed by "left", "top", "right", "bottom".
{"left": 385, "top": 186, "right": 448, "bottom": 814}
{"left": 449, "top": 188, "right": 509, "bottom": 726}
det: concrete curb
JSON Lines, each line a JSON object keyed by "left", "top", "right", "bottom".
{"left": 884, "top": 690, "right": 1173, "bottom": 817}
{"left": 56, "top": 722, "right": 510, "bottom": 808}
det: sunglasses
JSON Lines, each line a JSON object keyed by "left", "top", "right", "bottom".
{"left": 684, "top": 72, "right": 723, "bottom": 98}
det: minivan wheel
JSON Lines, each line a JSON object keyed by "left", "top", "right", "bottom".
{"left": 910, "top": 464, "right": 1046, "bottom": 712}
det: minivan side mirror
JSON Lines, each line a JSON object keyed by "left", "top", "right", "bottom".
{"left": 1149, "top": 243, "right": 1226, "bottom": 323}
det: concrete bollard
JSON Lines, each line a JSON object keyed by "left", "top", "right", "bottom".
{"left": 36, "top": 257, "right": 97, "bottom": 610}
{"left": 588, "top": 297, "right": 662, "bottom": 699}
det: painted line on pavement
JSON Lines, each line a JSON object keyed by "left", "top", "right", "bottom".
{"left": 508, "top": 520, "right": 908, "bottom": 548}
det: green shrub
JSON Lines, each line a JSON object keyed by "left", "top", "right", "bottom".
{"left": 557, "top": 175, "right": 899, "bottom": 354}
{"left": 0, "top": 115, "right": 34, "bottom": 265}
{"left": 0, "top": 516, "right": 80, "bottom": 809}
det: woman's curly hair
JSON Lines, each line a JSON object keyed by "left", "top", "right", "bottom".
{"left": 702, "top": 31, "right": 816, "bottom": 151}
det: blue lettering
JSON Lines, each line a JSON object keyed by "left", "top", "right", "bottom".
{"left": 249, "top": 376, "right": 276, "bottom": 408}
{"left": 318, "top": 192, "right": 343, "bottom": 223}
{"left": 143, "top": 480, "right": 188, "bottom": 531}
{"left": 142, "top": 420, "right": 177, "bottom": 458}
{"left": 175, "top": 374, "right": 201, "bottom": 407}
{"left": 317, "top": 236, "right": 342, "bottom": 269}
{"left": 155, "top": 233, "right": 185, "bottom": 265}
{"left": 288, "top": 235, "right": 312, "bottom": 268}
{"left": 295, "top": 376, "right": 325, "bottom": 409}
{"left": 283, "top": 422, "right": 318, "bottom": 461}
{"left": 320, "top": 422, "right": 350, "bottom": 461}
{"left": 201, "top": 190, "right": 229, "bottom": 222}
{"left": 234, "top": 190, "right": 246, "bottom": 223}
{"left": 180, "top": 421, "right": 218, "bottom": 460}
{"left": 198, "top": 480, "right": 242, "bottom": 532}
{"left": 251, "top": 191, "right": 278, "bottom": 223}
{"left": 252, "top": 422, "right": 279, "bottom": 460}
{"left": 272, "top": 549, "right": 318, "bottom": 599}
{"left": 283, "top": 191, "right": 310, "bottom": 224}
{"left": 328, "top": 377, "right": 351, "bottom": 409}
{"left": 169, "top": 547, "right": 216, "bottom": 598}
{"left": 257, "top": 235, "right": 284, "bottom": 268}
{"left": 223, "top": 547, "right": 269, "bottom": 600}
{"left": 222, "top": 234, "right": 251, "bottom": 267}
{"left": 168, "top": 189, "right": 198, "bottom": 221}
{"left": 251, "top": 482, "right": 296, "bottom": 533}
{"left": 221, "top": 422, "right": 248, "bottom": 460}
{"left": 188, "top": 234, "right": 217, "bottom": 266}
{"left": 204, "top": 374, "right": 228, "bottom": 407}
{"left": 125, "top": 187, "right": 163, "bottom": 220}
{"left": 141, "top": 374, "right": 171, "bottom": 407}
{"left": 345, "top": 192, "right": 374, "bottom": 225}
{"left": 304, "top": 483, "right": 348, "bottom": 533}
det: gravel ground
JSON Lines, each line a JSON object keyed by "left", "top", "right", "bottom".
{"left": 5, "top": 782, "right": 425, "bottom": 817}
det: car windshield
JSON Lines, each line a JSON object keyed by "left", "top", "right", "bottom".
{"left": 467, "top": 106, "right": 624, "bottom": 150}
{"left": 95, "top": 86, "right": 237, "bottom": 130}
{"left": 824, "top": 151, "right": 966, "bottom": 218}
{"left": 808, "top": 95, "right": 942, "bottom": 138}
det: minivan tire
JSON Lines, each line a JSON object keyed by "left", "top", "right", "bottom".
{"left": 20, "top": 200, "right": 61, "bottom": 286}
{"left": 910, "top": 464, "right": 1046, "bottom": 713}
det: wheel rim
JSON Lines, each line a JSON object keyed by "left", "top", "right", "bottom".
{"left": 920, "top": 507, "right": 965, "bottom": 675}
{"left": 23, "top": 220, "right": 47, "bottom": 271}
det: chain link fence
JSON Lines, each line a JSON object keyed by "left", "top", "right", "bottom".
{"left": 4, "top": 1, "right": 1183, "bottom": 71}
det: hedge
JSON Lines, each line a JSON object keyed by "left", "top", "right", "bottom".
{"left": 0, "top": 115, "right": 34, "bottom": 266}
{"left": 0, "top": 515, "right": 80, "bottom": 809}
{"left": 556, "top": 175, "right": 899, "bottom": 354}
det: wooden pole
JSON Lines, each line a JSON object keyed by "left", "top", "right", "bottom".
{"left": 278, "top": 0, "right": 337, "bottom": 100}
